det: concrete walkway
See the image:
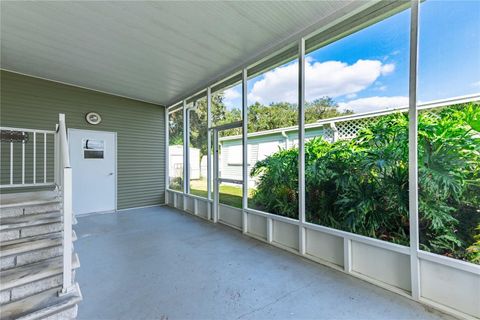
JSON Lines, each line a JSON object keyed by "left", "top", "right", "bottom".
{"left": 75, "top": 206, "right": 452, "bottom": 320}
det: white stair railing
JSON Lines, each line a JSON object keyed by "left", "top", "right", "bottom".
{"left": 0, "top": 114, "right": 74, "bottom": 294}
{"left": 0, "top": 127, "right": 56, "bottom": 188}
{"left": 55, "top": 113, "right": 74, "bottom": 294}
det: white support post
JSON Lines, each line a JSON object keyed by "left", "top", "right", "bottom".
{"left": 343, "top": 238, "right": 352, "bottom": 273}
{"left": 183, "top": 100, "right": 188, "bottom": 209}
{"left": 10, "top": 142, "right": 13, "bottom": 185}
{"left": 165, "top": 107, "right": 169, "bottom": 202}
{"left": 44, "top": 133, "right": 47, "bottom": 183}
{"left": 330, "top": 122, "right": 339, "bottom": 142}
{"left": 298, "top": 38, "right": 306, "bottom": 255}
{"left": 21, "top": 140, "right": 25, "bottom": 184}
{"left": 33, "top": 132, "right": 36, "bottom": 184}
{"left": 207, "top": 87, "right": 212, "bottom": 220}
{"left": 408, "top": 0, "right": 421, "bottom": 301}
{"left": 242, "top": 68, "right": 248, "bottom": 234}
{"left": 267, "top": 218, "right": 273, "bottom": 243}
{"left": 212, "top": 130, "right": 219, "bottom": 223}
{"left": 61, "top": 167, "right": 74, "bottom": 294}
{"left": 54, "top": 125, "right": 60, "bottom": 189}
{"left": 185, "top": 103, "right": 191, "bottom": 195}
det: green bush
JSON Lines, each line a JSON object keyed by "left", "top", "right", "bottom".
{"left": 250, "top": 103, "right": 480, "bottom": 263}
{"left": 169, "top": 177, "right": 183, "bottom": 191}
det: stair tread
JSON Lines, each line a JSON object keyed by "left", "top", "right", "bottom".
{"left": 0, "top": 198, "right": 60, "bottom": 209}
{"left": 0, "top": 190, "right": 59, "bottom": 209}
{"left": 0, "top": 254, "right": 80, "bottom": 291}
{"left": 0, "top": 212, "right": 62, "bottom": 231}
{"left": 1, "top": 283, "right": 82, "bottom": 320}
{"left": 1, "top": 231, "right": 77, "bottom": 258}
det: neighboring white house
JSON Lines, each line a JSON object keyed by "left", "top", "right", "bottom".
{"left": 218, "top": 96, "right": 473, "bottom": 188}
{"left": 219, "top": 117, "right": 340, "bottom": 188}
{"left": 169, "top": 145, "right": 201, "bottom": 180}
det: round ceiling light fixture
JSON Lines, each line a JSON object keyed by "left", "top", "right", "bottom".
{"left": 85, "top": 112, "right": 102, "bottom": 125}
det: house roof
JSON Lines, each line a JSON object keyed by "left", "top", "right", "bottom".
{"left": 218, "top": 94, "right": 480, "bottom": 142}
{"left": 0, "top": 1, "right": 375, "bottom": 106}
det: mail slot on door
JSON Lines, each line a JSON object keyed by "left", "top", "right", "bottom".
{"left": 82, "top": 138, "right": 104, "bottom": 159}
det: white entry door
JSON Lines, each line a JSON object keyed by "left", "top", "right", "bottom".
{"left": 69, "top": 129, "right": 116, "bottom": 215}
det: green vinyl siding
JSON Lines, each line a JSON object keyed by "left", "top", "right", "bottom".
{"left": 0, "top": 70, "right": 165, "bottom": 209}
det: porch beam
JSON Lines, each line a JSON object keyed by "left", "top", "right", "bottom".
{"left": 207, "top": 87, "right": 212, "bottom": 219}
{"left": 242, "top": 68, "right": 248, "bottom": 234}
{"left": 408, "top": 0, "right": 421, "bottom": 300}
{"left": 298, "top": 38, "right": 306, "bottom": 255}
{"left": 183, "top": 100, "right": 188, "bottom": 210}
{"left": 165, "top": 105, "right": 169, "bottom": 201}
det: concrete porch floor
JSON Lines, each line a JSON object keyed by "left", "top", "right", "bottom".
{"left": 75, "top": 206, "right": 452, "bottom": 320}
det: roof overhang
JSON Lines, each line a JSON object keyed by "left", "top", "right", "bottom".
{"left": 0, "top": 1, "right": 387, "bottom": 106}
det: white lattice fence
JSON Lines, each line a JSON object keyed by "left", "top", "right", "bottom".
{"left": 332, "top": 105, "right": 450, "bottom": 141}
{"left": 336, "top": 117, "right": 375, "bottom": 140}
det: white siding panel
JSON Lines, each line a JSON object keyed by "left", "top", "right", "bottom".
{"left": 420, "top": 258, "right": 480, "bottom": 318}
{"left": 351, "top": 241, "right": 411, "bottom": 292}
{"left": 305, "top": 228, "right": 344, "bottom": 267}
{"left": 247, "top": 213, "right": 267, "bottom": 240}
{"left": 273, "top": 220, "right": 299, "bottom": 250}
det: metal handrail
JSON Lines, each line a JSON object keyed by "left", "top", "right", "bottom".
{"left": 1, "top": 126, "right": 56, "bottom": 134}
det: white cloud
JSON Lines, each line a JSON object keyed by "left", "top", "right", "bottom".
{"left": 472, "top": 81, "right": 480, "bottom": 88}
{"left": 223, "top": 87, "right": 241, "bottom": 109}
{"left": 247, "top": 58, "right": 396, "bottom": 104}
{"left": 224, "top": 87, "right": 241, "bottom": 100}
{"left": 339, "top": 96, "right": 408, "bottom": 113}
{"left": 380, "top": 63, "right": 395, "bottom": 75}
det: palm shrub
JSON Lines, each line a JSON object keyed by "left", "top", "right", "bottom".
{"left": 418, "top": 104, "right": 480, "bottom": 256}
{"left": 250, "top": 103, "right": 480, "bottom": 263}
{"left": 250, "top": 147, "right": 299, "bottom": 218}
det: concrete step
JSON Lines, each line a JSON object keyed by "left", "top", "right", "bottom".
{"left": 1, "top": 282, "right": 82, "bottom": 320}
{"left": 0, "top": 211, "right": 75, "bottom": 242}
{"left": 0, "top": 212, "right": 62, "bottom": 232}
{"left": 0, "top": 254, "right": 80, "bottom": 292}
{"left": 0, "top": 191, "right": 60, "bottom": 218}
{"left": 1, "top": 231, "right": 77, "bottom": 271}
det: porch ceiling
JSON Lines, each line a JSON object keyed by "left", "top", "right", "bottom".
{"left": 0, "top": 1, "right": 370, "bottom": 106}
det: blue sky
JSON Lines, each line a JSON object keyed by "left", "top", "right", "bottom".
{"left": 223, "top": 0, "right": 480, "bottom": 114}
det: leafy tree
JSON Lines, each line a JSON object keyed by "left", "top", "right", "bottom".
{"left": 168, "top": 110, "right": 183, "bottom": 146}
{"left": 305, "top": 97, "right": 353, "bottom": 123}
{"left": 182, "top": 93, "right": 350, "bottom": 156}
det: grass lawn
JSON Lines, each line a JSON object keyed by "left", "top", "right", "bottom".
{"left": 190, "top": 179, "right": 253, "bottom": 208}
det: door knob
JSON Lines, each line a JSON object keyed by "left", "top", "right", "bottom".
{"left": 108, "top": 172, "right": 114, "bottom": 176}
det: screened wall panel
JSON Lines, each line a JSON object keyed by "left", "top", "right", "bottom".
{"left": 303, "top": 7, "right": 411, "bottom": 245}
{"left": 246, "top": 54, "right": 299, "bottom": 218}
{"left": 417, "top": 0, "right": 480, "bottom": 265}
{"left": 188, "top": 96, "right": 208, "bottom": 198}
{"left": 168, "top": 108, "right": 184, "bottom": 192}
